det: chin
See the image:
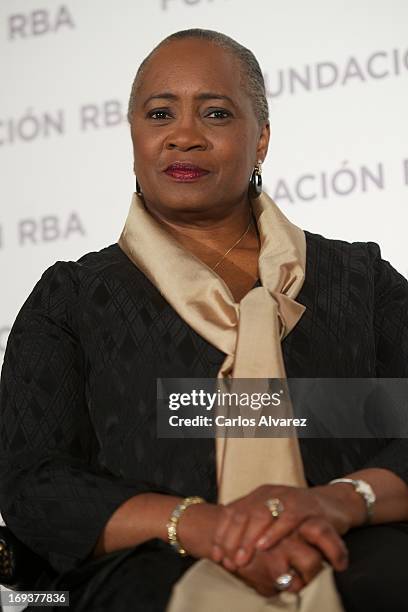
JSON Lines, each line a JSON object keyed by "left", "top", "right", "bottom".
{"left": 156, "top": 187, "right": 216, "bottom": 212}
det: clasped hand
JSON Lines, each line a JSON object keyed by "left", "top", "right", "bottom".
{"left": 210, "top": 484, "right": 350, "bottom": 595}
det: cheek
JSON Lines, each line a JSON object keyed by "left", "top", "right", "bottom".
{"left": 133, "top": 138, "right": 159, "bottom": 172}
{"left": 131, "top": 120, "right": 161, "bottom": 165}
{"left": 215, "top": 134, "right": 255, "bottom": 178}
{"left": 217, "top": 123, "right": 257, "bottom": 160}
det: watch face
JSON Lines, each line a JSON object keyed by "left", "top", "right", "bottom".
{"left": 356, "top": 480, "right": 376, "bottom": 503}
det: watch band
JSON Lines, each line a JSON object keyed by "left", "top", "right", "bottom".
{"left": 328, "top": 478, "right": 376, "bottom": 524}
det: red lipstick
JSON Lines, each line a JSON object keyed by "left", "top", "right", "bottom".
{"left": 164, "top": 162, "right": 210, "bottom": 182}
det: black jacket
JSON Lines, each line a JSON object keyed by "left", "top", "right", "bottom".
{"left": 0, "top": 232, "right": 407, "bottom": 577}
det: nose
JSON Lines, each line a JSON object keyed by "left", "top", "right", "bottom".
{"left": 164, "top": 118, "right": 208, "bottom": 152}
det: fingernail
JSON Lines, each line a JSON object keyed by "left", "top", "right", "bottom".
{"left": 336, "top": 557, "right": 347, "bottom": 571}
{"left": 223, "top": 557, "right": 236, "bottom": 571}
{"left": 212, "top": 545, "right": 222, "bottom": 562}
{"left": 256, "top": 537, "right": 267, "bottom": 548}
{"left": 235, "top": 547, "right": 246, "bottom": 565}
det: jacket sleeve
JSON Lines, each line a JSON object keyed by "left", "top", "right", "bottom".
{"left": 0, "top": 262, "right": 171, "bottom": 575}
{"left": 361, "top": 242, "right": 408, "bottom": 484}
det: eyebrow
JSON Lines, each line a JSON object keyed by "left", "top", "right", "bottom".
{"left": 142, "top": 92, "right": 236, "bottom": 108}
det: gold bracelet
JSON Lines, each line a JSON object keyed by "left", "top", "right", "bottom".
{"left": 167, "top": 496, "right": 205, "bottom": 556}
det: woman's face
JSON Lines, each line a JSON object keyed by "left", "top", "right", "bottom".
{"left": 130, "top": 38, "right": 270, "bottom": 217}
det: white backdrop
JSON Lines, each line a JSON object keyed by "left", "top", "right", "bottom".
{"left": 0, "top": 1, "right": 407, "bottom": 606}
{"left": 0, "top": 0, "right": 407, "bottom": 367}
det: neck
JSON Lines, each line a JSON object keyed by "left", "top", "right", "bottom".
{"left": 141, "top": 193, "right": 258, "bottom": 255}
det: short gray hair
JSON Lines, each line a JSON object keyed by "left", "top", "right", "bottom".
{"left": 127, "top": 28, "right": 269, "bottom": 125}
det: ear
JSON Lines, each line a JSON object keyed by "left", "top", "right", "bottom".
{"left": 256, "top": 121, "right": 270, "bottom": 162}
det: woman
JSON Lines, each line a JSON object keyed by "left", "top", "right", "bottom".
{"left": 0, "top": 29, "right": 407, "bottom": 612}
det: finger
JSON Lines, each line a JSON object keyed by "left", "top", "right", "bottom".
{"left": 299, "top": 519, "right": 348, "bottom": 571}
{"left": 222, "top": 556, "right": 238, "bottom": 572}
{"left": 234, "top": 506, "right": 272, "bottom": 567}
{"left": 298, "top": 518, "right": 349, "bottom": 571}
{"left": 258, "top": 545, "right": 305, "bottom": 595}
{"left": 246, "top": 572, "right": 305, "bottom": 598}
{"left": 279, "top": 571, "right": 305, "bottom": 595}
{"left": 284, "top": 537, "right": 324, "bottom": 584}
{"left": 269, "top": 566, "right": 305, "bottom": 595}
{"left": 220, "top": 512, "right": 249, "bottom": 569}
{"left": 235, "top": 549, "right": 287, "bottom": 598}
{"left": 254, "top": 511, "right": 304, "bottom": 551}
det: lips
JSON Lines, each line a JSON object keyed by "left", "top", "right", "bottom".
{"left": 164, "top": 162, "right": 210, "bottom": 181}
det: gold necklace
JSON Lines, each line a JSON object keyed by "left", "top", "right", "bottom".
{"left": 212, "top": 217, "right": 253, "bottom": 271}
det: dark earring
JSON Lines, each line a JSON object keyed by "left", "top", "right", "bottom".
{"left": 249, "top": 160, "right": 262, "bottom": 198}
{"left": 135, "top": 177, "right": 142, "bottom": 195}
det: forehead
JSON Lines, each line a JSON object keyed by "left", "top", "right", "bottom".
{"left": 137, "top": 38, "right": 248, "bottom": 106}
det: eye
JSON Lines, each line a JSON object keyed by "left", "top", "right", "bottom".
{"left": 206, "top": 109, "right": 232, "bottom": 120}
{"left": 147, "top": 109, "right": 172, "bottom": 120}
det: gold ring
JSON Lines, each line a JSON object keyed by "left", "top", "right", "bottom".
{"left": 265, "top": 497, "right": 284, "bottom": 518}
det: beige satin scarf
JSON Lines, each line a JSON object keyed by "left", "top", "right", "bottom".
{"left": 118, "top": 191, "right": 344, "bottom": 612}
